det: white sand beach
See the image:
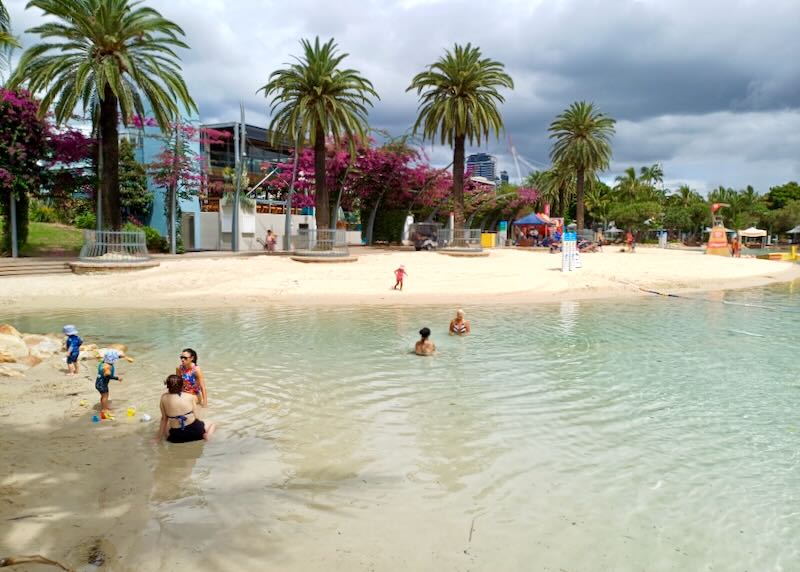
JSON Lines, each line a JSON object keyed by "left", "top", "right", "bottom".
{"left": 1, "top": 247, "right": 799, "bottom": 311}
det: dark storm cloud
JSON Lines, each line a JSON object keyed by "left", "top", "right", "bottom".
{"left": 6, "top": 0, "right": 800, "bottom": 191}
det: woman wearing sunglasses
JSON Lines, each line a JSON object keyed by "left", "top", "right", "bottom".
{"left": 176, "top": 348, "right": 208, "bottom": 407}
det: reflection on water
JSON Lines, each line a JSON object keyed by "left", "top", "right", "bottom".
{"left": 7, "top": 281, "right": 800, "bottom": 571}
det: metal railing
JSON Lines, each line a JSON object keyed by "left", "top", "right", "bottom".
{"left": 291, "top": 228, "right": 349, "bottom": 257}
{"left": 441, "top": 228, "right": 483, "bottom": 251}
{"left": 79, "top": 230, "right": 150, "bottom": 262}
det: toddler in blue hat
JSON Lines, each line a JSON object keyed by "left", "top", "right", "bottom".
{"left": 63, "top": 325, "right": 82, "bottom": 375}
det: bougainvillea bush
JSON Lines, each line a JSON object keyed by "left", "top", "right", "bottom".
{"left": 0, "top": 88, "right": 95, "bottom": 254}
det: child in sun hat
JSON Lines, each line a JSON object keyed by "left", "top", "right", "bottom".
{"left": 63, "top": 325, "right": 83, "bottom": 375}
{"left": 95, "top": 349, "right": 123, "bottom": 416}
{"left": 393, "top": 264, "right": 408, "bottom": 291}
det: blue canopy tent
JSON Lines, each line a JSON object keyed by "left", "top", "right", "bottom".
{"left": 513, "top": 213, "right": 547, "bottom": 225}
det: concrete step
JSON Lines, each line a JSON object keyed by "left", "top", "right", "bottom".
{"left": 0, "top": 260, "right": 73, "bottom": 277}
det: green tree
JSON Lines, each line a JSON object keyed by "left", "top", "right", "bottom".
{"left": 639, "top": 163, "right": 663, "bottom": 188}
{"left": 765, "top": 181, "right": 800, "bottom": 210}
{"left": 614, "top": 167, "right": 641, "bottom": 202}
{"left": 584, "top": 180, "right": 612, "bottom": 228}
{"left": 537, "top": 162, "right": 575, "bottom": 219}
{"left": 118, "top": 139, "right": 151, "bottom": 221}
{"left": 259, "top": 37, "right": 378, "bottom": 230}
{"left": 548, "top": 101, "right": 615, "bottom": 231}
{"left": 407, "top": 43, "right": 513, "bottom": 229}
{"left": 10, "top": 0, "right": 196, "bottom": 230}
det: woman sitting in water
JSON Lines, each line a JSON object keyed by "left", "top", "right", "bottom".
{"left": 158, "top": 374, "right": 216, "bottom": 443}
{"left": 177, "top": 348, "right": 208, "bottom": 407}
{"left": 415, "top": 327, "right": 436, "bottom": 356}
{"left": 449, "top": 309, "right": 471, "bottom": 335}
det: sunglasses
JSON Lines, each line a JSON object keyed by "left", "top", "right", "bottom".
{"left": 179, "top": 355, "right": 191, "bottom": 360}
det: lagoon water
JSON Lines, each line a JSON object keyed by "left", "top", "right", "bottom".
{"left": 9, "top": 283, "right": 800, "bottom": 570}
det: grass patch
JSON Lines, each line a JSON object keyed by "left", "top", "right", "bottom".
{"left": 0, "top": 221, "right": 84, "bottom": 257}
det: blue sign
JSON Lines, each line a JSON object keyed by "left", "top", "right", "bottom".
{"left": 499, "top": 221, "right": 508, "bottom": 231}
{"left": 564, "top": 232, "right": 577, "bottom": 241}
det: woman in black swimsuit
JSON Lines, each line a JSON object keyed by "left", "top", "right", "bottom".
{"left": 158, "top": 374, "right": 216, "bottom": 443}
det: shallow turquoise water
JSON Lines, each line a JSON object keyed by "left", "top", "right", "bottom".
{"left": 6, "top": 283, "right": 800, "bottom": 571}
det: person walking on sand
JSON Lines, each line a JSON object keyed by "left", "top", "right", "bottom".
{"left": 63, "top": 324, "right": 82, "bottom": 375}
{"left": 449, "top": 309, "right": 471, "bottom": 335}
{"left": 95, "top": 350, "right": 122, "bottom": 414}
{"left": 177, "top": 348, "right": 208, "bottom": 407}
{"left": 393, "top": 265, "right": 408, "bottom": 291}
{"left": 415, "top": 327, "right": 436, "bottom": 356}
{"left": 626, "top": 230, "right": 635, "bottom": 253}
{"left": 158, "top": 374, "right": 216, "bottom": 443}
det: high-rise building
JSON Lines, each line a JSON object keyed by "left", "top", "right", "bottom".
{"left": 500, "top": 170, "right": 509, "bottom": 184}
{"left": 466, "top": 153, "right": 497, "bottom": 181}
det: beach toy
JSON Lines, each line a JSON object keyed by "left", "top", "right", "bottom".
{"left": 100, "top": 410, "right": 115, "bottom": 420}
{"left": 79, "top": 399, "right": 87, "bottom": 407}
{"left": 127, "top": 406, "right": 136, "bottom": 417}
{"left": 141, "top": 413, "right": 152, "bottom": 422}
{"left": 91, "top": 415, "right": 100, "bottom": 423}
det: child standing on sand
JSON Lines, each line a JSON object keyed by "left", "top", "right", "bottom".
{"left": 393, "top": 265, "right": 408, "bottom": 290}
{"left": 63, "top": 325, "right": 82, "bottom": 375}
{"left": 95, "top": 350, "right": 122, "bottom": 415}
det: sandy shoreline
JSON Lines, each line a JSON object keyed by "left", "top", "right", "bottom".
{"left": 1, "top": 247, "right": 799, "bottom": 311}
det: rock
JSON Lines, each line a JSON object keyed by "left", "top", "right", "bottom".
{"left": 17, "top": 355, "right": 42, "bottom": 368}
{"left": 82, "top": 343, "right": 98, "bottom": 352}
{"left": 0, "top": 324, "right": 22, "bottom": 338}
{"left": 106, "top": 342, "right": 128, "bottom": 353}
{"left": 0, "top": 363, "right": 28, "bottom": 377}
{"left": 0, "top": 333, "right": 28, "bottom": 362}
{"left": 23, "top": 334, "right": 63, "bottom": 359}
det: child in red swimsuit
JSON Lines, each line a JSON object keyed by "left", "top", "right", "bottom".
{"left": 393, "top": 265, "right": 408, "bottom": 290}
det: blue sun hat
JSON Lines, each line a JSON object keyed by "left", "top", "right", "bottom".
{"left": 103, "top": 349, "right": 121, "bottom": 364}
{"left": 63, "top": 324, "right": 78, "bottom": 336}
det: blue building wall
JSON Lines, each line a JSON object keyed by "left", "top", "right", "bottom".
{"left": 124, "top": 105, "right": 201, "bottom": 248}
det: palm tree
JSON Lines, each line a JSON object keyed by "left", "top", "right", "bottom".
{"left": 614, "top": 167, "right": 641, "bottom": 202}
{"left": 10, "top": 0, "right": 196, "bottom": 229}
{"left": 407, "top": 43, "right": 513, "bottom": 228}
{"left": 584, "top": 180, "right": 612, "bottom": 228}
{"left": 538, "top": 162, "right": 575, "bottom": 219}
{"left": 1, "top": 0, "right": 20, "bottom": 74}
{"left": 259, "top": 37, "right": 378, "bottom": 230}
{"left": 548, "top": 101, "right": 615, "bottom": 231}
{"left": 639, "top": 163, "right": 663, "bottom": 188}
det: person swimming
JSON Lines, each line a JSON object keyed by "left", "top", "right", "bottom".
{"left": 415, "top": 327, "right": 436, "bottom": 356}
{"left": 449, "top": 309, "right": 471, "bottom": 336}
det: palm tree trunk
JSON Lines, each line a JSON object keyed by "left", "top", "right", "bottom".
{"left": 559, "top": 184, "right": 566, "bottom": 219}
{"left": 576, "top": 166, "right": 585, "bottom": 230}
{"left": 99, "top": 84, "right": 121, "bottom": 229}
{"left": 314, "top": 124, "right": 329, "bottom": 230}
{"left": 452, "top": 133, "right": 466, "bottom": 229}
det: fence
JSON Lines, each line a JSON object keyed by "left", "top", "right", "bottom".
{"left": 79, "top": 230, "right": 150, "bottom": 262}
{"left": 441, "top": 228, "right": 483, "bottom": 251}
{"left": 291, "top": 228, "right": 349, "bottom": 257}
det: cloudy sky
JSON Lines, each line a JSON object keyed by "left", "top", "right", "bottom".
{"left": 6, "top": 0, "right": 800, "bottom": 194}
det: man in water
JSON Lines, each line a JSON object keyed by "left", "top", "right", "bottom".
{"left": 415, "top": 327, "right": 436, "bottom": 356}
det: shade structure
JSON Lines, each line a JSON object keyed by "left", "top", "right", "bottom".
{"left": 787, "top": 225, "right": 800, "bottom": 234}
{"left": 513, "top": 213, "right": 547, "bottom": 225}
{"left": 605, "top": 226, "right": 622, "bottom": 234}
{"left": 739, "top": 226, "right": 767, "bottom": 238}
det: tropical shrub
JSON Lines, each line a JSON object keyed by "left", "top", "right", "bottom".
{"left": 29, "top": 199, "right": 58, "bottom": 222}
{"left": 74, "top": 212, "right": 96, "bottom": 229}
